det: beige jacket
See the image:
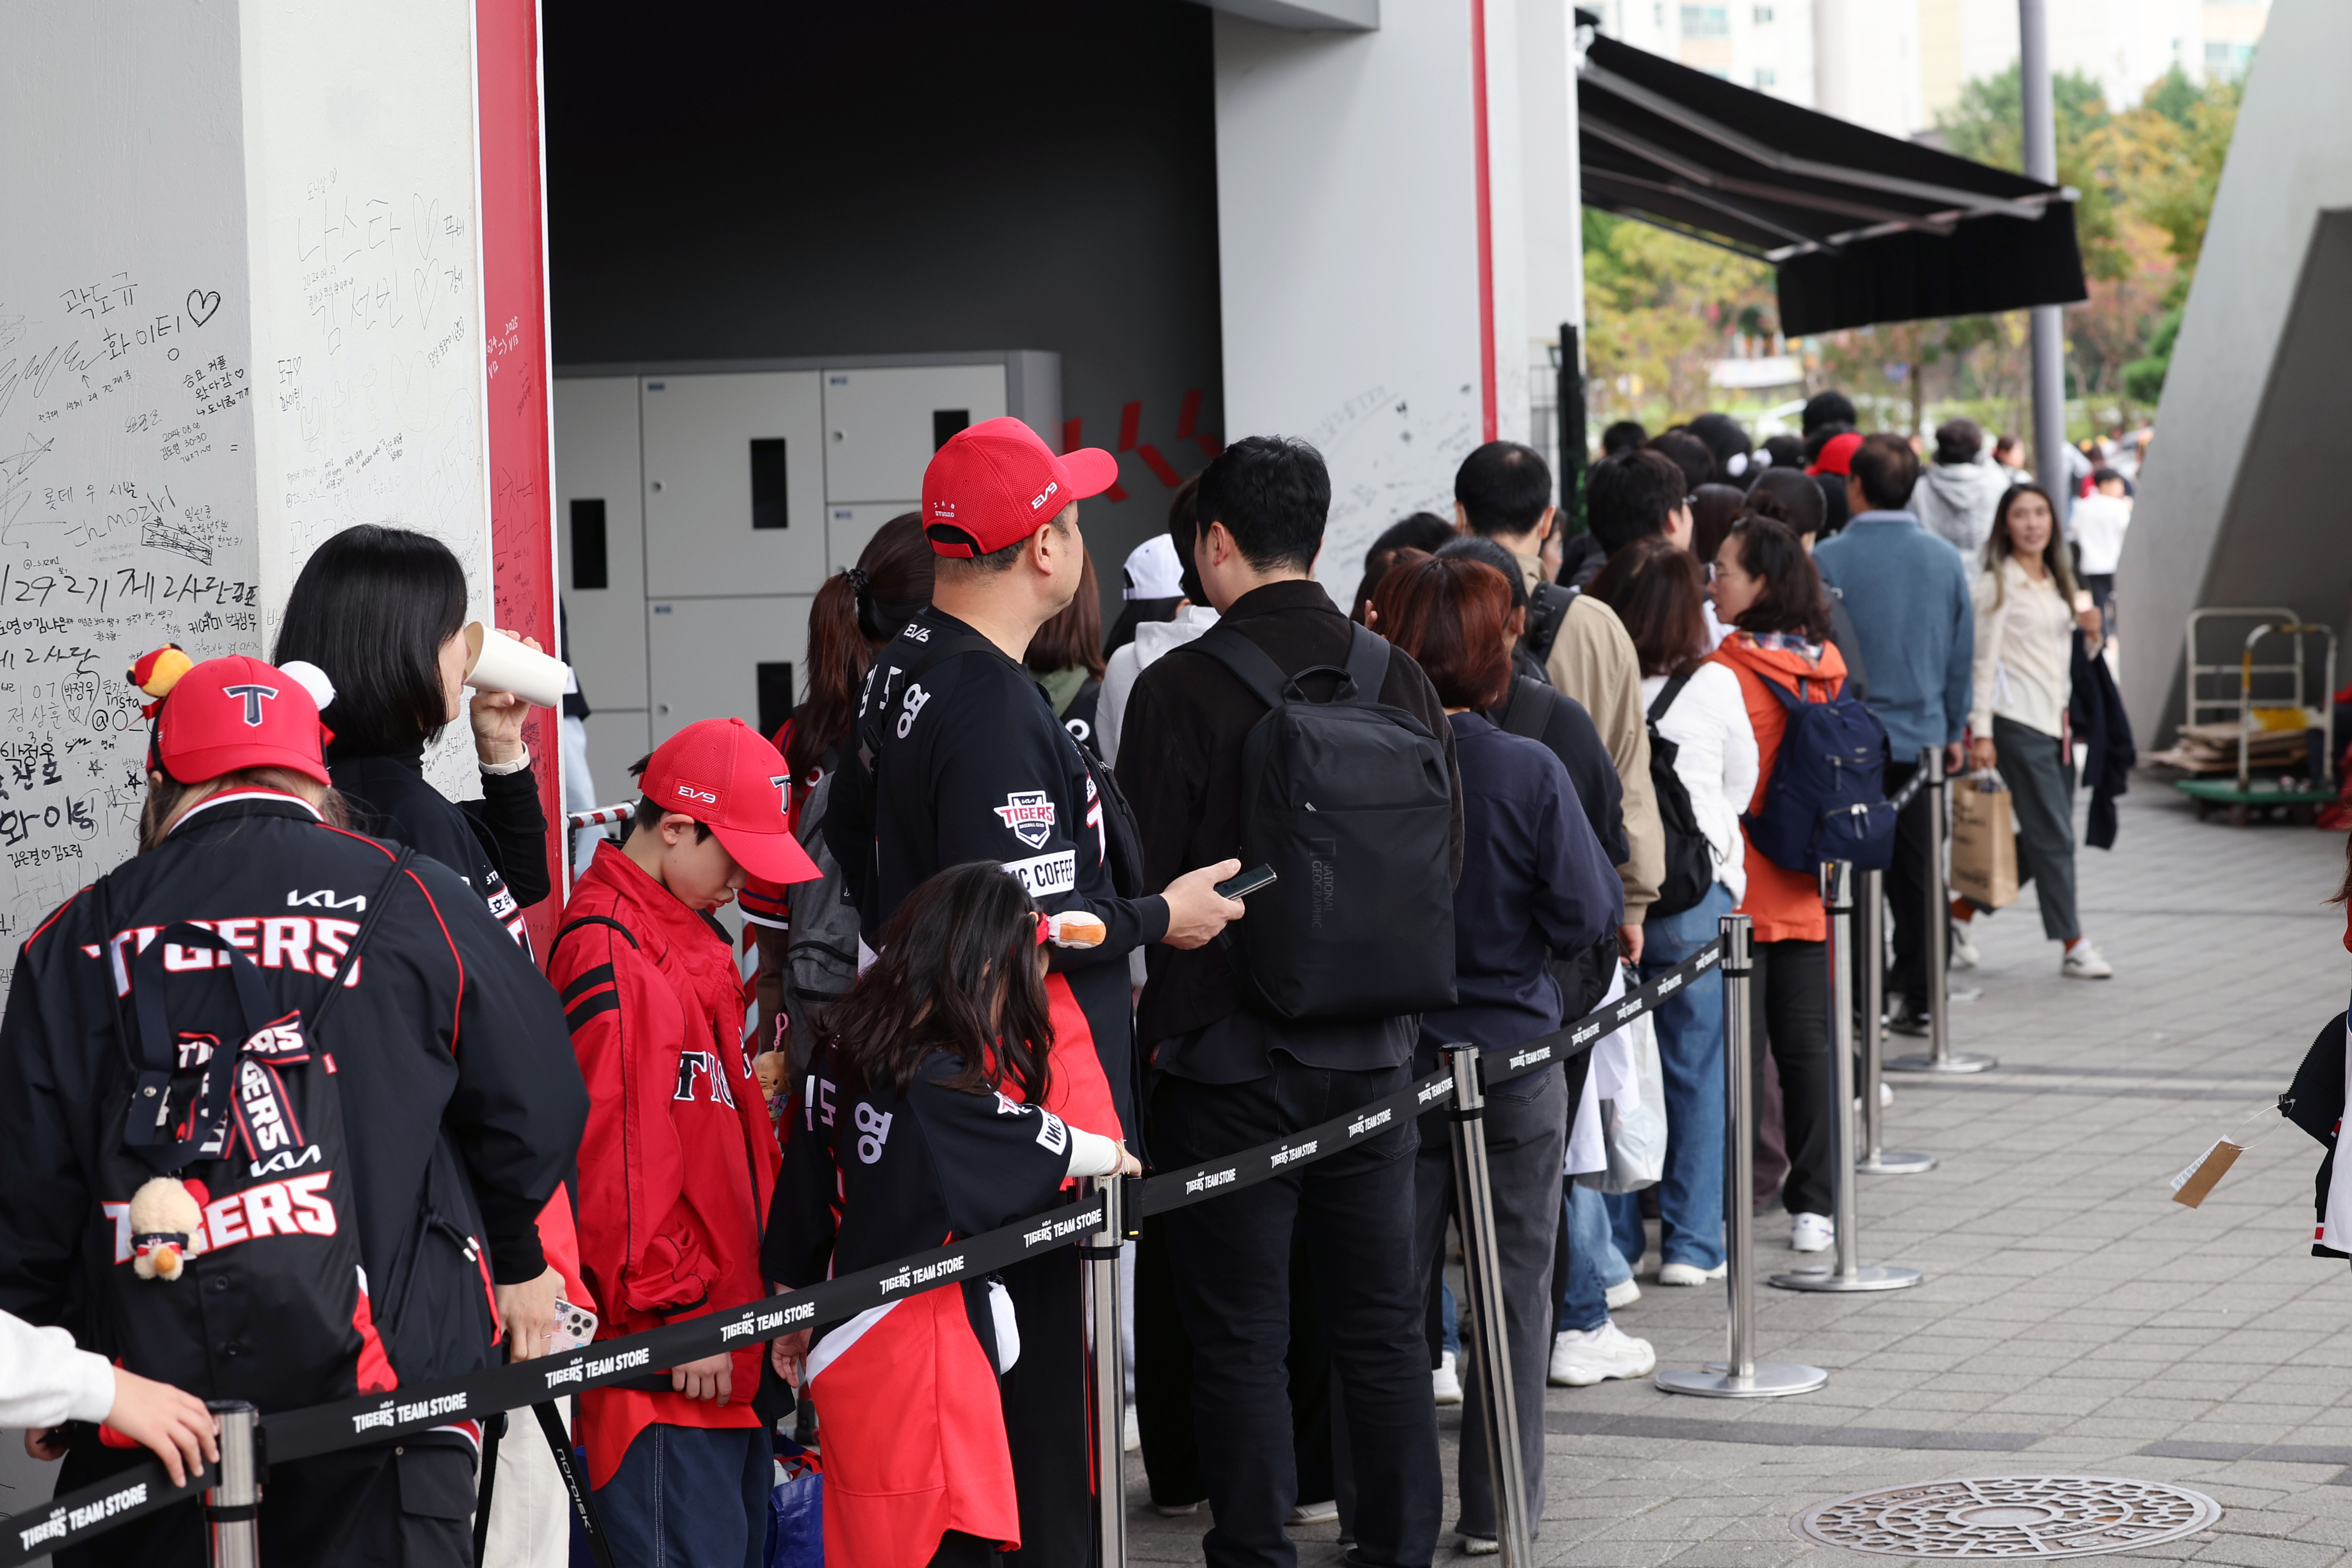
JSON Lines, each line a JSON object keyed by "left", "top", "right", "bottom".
{"left": 1517, "top": 550, "right": 1662, "bottom": 915}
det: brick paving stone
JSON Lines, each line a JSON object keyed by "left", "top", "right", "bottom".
{"left": 1122, "top": 787, "right": 2352, "bottom": 1564}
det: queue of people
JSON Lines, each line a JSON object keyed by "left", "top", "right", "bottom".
{"left": 0, "top": 392, "right": 2128, "bottom": 1568}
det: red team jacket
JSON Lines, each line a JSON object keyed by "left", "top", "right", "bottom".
{"left": 550, "top": 842, "right": 779, "bottom": 1486}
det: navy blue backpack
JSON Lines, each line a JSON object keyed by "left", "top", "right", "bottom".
{"left": 1743, "top": 674, "right": 1896, "bottom": 872}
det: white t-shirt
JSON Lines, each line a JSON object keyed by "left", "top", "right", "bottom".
{"left": 1097, "top": 603, "right": 1219, "bottom": 767}
{"left": 2067, "top": 492, "right": 2132, "bottom": 575}
{"left": 1639, "top": 661, "right": 1756, "bottom": 904}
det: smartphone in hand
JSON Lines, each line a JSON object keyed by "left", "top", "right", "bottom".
{"left": 1215, "top": 865, "right": 1278, "bottom": 901}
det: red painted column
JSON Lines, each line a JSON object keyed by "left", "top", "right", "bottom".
{"left": 475, "top": 0, "right": 566, "bottom": 958}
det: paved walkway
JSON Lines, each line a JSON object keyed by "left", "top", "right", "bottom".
{"left": 1129, "top": 780, "right": 2352, "bottom": 1565}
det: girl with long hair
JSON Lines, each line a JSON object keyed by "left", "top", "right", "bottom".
{"left": 763, "top": 864, "right": 1137, "bottom": 1568}
{"left": 1955, "top": 484, "right": 2113, "bottom": 979}
{"left": 1706, "top": 516, "right": 1845, "bottom": 1255}
{"left": 744, "top": 515, "right": 936, "bottom": 1062}
{"left": 1025, "top": 549, "right": 1107, "bottom": 742}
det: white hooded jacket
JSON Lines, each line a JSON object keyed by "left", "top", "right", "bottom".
{"left": 1913, "top": 457, "right": 2012, "bottom": 557}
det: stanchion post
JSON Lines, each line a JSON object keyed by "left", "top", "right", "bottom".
{"left": 1442, "top": 1044, "right": 1532, "bottom": 1568}
{"left": 1856, "top": 868, "right": 1936, "bottom": 1175}
{"left": 1887, "top": 747, "right": 1994, "bottom": 1075}
{"left": 1657, "top": 916, "right": 1826, "bottom": 1398}
{"left": 1083, "top": 1176, "right": 1127, "bottom": 1568}
{"left": 1770, "top": 866, "right": 1923, "bottom": 1295}
{"left": 205, "top": 1400, "right": 261, "bottom": 1568}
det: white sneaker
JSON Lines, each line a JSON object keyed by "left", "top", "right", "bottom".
{"left": 1154, "top": 1499, "right": 1204, "bottom": 1517}
{"left": 1949, "top": 919, "right": 1981, "bottom": 968}
{"left": 2062, "top": 940, "right": 2113, "bottom": 979}
{"left": 1790, "top": 1212, "right": 1833, "bottom": 1253}
{"left": 1605, "top": 1278, "right": 1642, "bottom": 1310}
{"left": 1123, "top": 1403, "right": 1140, "bottom": 1453}
{"left": 1460, "top": 1532, "right": 1501, "bottom": 1556}
{"left": 1288, "top": 1500, "right": 1339, "bottom": 1526}
{"left": 1548, "top": 1322, "right": 1656, "bottom": 1386}
{"left": 1432, "top": 1349, "right": 1464, "bottom": 1406}
{"left": 1880, "top": 1080, "right": 1895, "bottom": 1109}
{"left": 1656, "top": 1259, "right": 1726, "bottom": 1286}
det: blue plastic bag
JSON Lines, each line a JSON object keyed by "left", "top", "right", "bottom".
{"left": 766, "top": 1450, "right": 823, "bottom": 1568}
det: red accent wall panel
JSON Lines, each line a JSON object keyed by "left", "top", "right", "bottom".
{"left": 476, "top": 0, "right": 564, "bottom": 961}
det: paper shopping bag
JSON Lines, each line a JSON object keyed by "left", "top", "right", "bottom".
{"left": 1949, "top": 774, "right": 2018, "bottom": 908}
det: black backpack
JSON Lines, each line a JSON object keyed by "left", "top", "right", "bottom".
{"left": 1197, "top": 623, "right": 1456, "bottom": 1022}
{"left": 1643, "top": 673, "right": 1716, "bottom": 918}
{"left": 1522, "top": 580, "right": 1581, "bottom": 664}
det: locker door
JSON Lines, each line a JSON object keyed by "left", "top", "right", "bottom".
{"left": 821, "top": 365, "right": 1007, "bottom": 503}
{"left": 646, "top": 594, "right": 813, "bottom": 747}
{"left": 824, "top": 502, "right": 919, "bottom": 576}
{"left": 553, "top": 377, "right": 649, "bottom": 711}
{"left": 642, "top": 372, "right": 827, "bottom": 599}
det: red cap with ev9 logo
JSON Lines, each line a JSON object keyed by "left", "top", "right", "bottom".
{"left": 637, "top": 717, "right": 821, "bottom": 885}
{"left": 921, "top": 416, "right": 1121, "bottom": 559}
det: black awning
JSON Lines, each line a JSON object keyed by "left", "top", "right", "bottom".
{"left": 1577, "top": 32, "right": 2088, "bottom": 335}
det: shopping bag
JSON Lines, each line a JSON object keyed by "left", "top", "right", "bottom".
{"left": 1596, "top": 1011, "right": 1667, "bottom": 1194}
{"left": 766, "top": 1449, "right": 824, "bottom": 1568}
{"left": 1948, "top": 771, "right": 2018, "bottom": 908}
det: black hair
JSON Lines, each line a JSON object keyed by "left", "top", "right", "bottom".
{"left": 1762, "top": 433, "right": 1804, "bottom": 471}
{"left": 1801, "top": 421, "right": 1857, "bottom": 466}
{"left": 1743, "top": 467, "right": 1825, "bottom": 539}
{"left": 624, "top": 754, "right": 713, "bottom": 844}
{"left": 1436, "top": 533, "right": 1531, "bottom": 611}
{"left": 790, "top": 514, "right": 933, "bottom": 781}
{"left": 1193, "top": 435, "right": 1328, "bottom": 573}
{"left": 1801, "top": 391, "right": 1857, "bottom": 434}
{"left": 1934, "top": 417, "right": 1984, "bottom": 466}
{"left": 273, "top": 523, "right": 467, "bottom": 758}
{"left": 1586, "top": 448, "right": 1688, "bottom": 556}
{"left": 1454, "top": 441, "right": 1553, "bottom": 539}
{"left": 1170, "top": 473, "right": 1206, "bottom": 605}
{"left": 1646, "top": 429, "right": 1716, "bottom": 494}
{"left": 2090, "top": 466, "right": 2122, "bottom": 487}
{"left": 1599, "top": 420, "right": 1649, "bottom": 456}
{"left": 1349, "top": 513, "right": 1461, "bottom": 625}
{"left": 1686, "top": 413, "right": 1753, "bottom": 479}
{"left": 823, "top": 861, "right": 1053, "bottom": 1107}
{"left": 1849, "top": 433, "right": 1922, "bottom": 511}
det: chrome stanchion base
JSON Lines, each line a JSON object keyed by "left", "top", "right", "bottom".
{"left": 1767, "top": 1263, "right": 1923, "bottom": 1292}
{"left": 1884, "top": 1051, "right": 1995, "bottom": 1074}
{"left": 1856, "top": 1151, "right": 1939, "bottom": 1175}
{"left": 1656, "top": 1361, "right": 1829, "bottom": 1398}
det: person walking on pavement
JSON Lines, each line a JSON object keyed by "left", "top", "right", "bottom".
{"left": 1811, "top": 435, "right": 1973, "bottom": 1037}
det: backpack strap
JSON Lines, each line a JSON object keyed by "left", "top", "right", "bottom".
{"left": 1524, "top": 580, "right": 1580, "bottom": 661}
{"left": 305, "top": 847, "right": 416, "bottom": 1039}
{"left": 1646, "top": 670, "right": 1695, "bottom": 725}
{"left": 1502, "top": 675, "right": 1556, "bottom": 740}
{"left": 1198, "top": 622, "right": 1392, "bottom": 711}
{"left": 854, "top": 632, "right": 1003, "bottom": 773}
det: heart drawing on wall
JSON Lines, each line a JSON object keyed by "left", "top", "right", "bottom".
{"left": 186, "top": 290, "right": 220, "bottom": 327}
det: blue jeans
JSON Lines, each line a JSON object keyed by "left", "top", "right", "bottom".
{"left": 1556, "top": 1183, "right": 1628, "bottom": 1334}
{"left": 1622, "top": 884, "right": 1730, "bottom": 1271}
{"left": 591, "top": 1422, "right": 769, "bottom": 1568}
{"left": 1441, "top": 1278, "right": 1459, "bottom": 1356}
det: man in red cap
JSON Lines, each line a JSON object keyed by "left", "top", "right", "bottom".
{"left": 0, "top": 651, "right": 586, "bottom": 1566}
{"left": 823, "top": 415, "right": 1245, "bottom": 1568}
{"left": 547, "top": 717, "right": 821, "bottom": 1567}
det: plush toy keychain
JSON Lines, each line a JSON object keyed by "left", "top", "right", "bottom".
{"left": 128, "top": 1175, "right": 203, "bottom": 1282}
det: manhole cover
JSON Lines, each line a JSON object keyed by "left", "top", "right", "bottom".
{"left": 1793, "top": 1475, "right": 2221, "bottom": 1558}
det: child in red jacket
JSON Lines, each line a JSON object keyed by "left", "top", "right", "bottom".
{"left": 549, "top": 718, "right": 819, "bottom": 1568}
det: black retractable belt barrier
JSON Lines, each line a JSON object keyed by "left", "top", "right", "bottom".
{"left": 2, "top": 942, "right": 1724, "bottom": 1568}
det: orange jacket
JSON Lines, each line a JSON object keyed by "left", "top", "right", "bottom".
{"left": 1707, "top": 634, "right": 1849, "bottom": 945}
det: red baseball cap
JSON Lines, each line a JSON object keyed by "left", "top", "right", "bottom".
{"left": 151, "top": 655, "right": 334, "bottom": 785}
{"left": 1806, "top": 431, "right": 1863, "bottom": 477}
{"left": 638, "top": 718, "right": 821, "bottom": 885}
{"left": 921, "top": 416, "right": 1120, "bottom": 558}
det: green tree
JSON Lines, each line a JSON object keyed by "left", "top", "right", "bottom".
{"left": 1581, "top": 209, "right": 1775, "bottom": 427}
{"left": 1933, "top": 64, "right": 2122, "bottom": 280}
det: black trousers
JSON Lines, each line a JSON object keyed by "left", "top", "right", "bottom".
{"left": 1000, "top": 1244, "right": 1092, "bottom": 1568}
{"left": 1882, "top": 755, "right": 1939, "bottom": 1008}
{"left": 1154, "top": 1058, "right": 1440, "bottom": 1568}
{"left": 1755, "top": 938, "right": 1833, "bottom": 1218}
{"left": 57, "top": 1431, "right": 476, "bottom": 1568}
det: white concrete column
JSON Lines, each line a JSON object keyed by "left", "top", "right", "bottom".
{"left": 0, "top": 0, "right": 495, "bottom": 948}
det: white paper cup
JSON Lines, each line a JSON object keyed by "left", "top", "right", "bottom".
{"left": 463, "top": 623, "right": 569, "bottom": 709}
